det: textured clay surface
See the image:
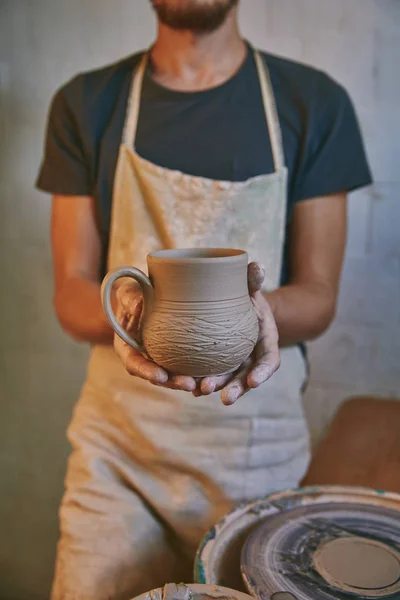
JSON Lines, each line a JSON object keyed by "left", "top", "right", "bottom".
{"left": 143, "top": 297, "right": 258, "bottom": 377}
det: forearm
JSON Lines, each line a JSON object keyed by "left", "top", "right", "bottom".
{"left": 54, "top": 275, "right": 113, "bottom": 344}
{"left": 264, "top": 282, "right": 336, "bottom": 347}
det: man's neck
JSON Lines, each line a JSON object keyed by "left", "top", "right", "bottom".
{"left": 149, "top": 9, "right": 246, "bottom": 92}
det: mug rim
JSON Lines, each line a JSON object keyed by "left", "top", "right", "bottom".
{"left": 148, "top": 248, "right": 247, "bottom": 263}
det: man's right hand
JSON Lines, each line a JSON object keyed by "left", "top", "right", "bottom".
{"left": 113, "top": 283, "right": 197, "bottom": 392}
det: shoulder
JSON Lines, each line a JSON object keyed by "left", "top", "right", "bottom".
{"left": 50, "top": 52, "right": 144, "bottom": 119}
{"left": 259, "top": 50, "right": 350, "bottom": 114}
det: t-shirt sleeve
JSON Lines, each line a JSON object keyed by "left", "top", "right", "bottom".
{"left": 36, "top": 77, "right": 92, "bottom": 195}
{"left": 294, "top": 75, "right": 373, "bottom": 203}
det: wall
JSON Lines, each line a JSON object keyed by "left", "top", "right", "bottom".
{"left": 0, "top": 1, "right": 398, "bottom": 598}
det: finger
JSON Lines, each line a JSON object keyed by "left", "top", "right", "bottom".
{"left": 199, "top": 372, "right": 233, "bottom": 395}
{"left": 114, "top": 333, "right": 168, "bottom": 385}
{"left": 247, "top": 357, "right": 279, "bottom": 388}
{"left": 247, "top": 332, "right": 280, "bottom": 389}
{"left": 124, "top": 349, "right": 169, "bottom": 385}
{"left": 221, "top": 363, "right": 251, "bottom": 406}
{"left": 168, "top": 375, "right": 197, "bottom": 392}
{"left": 199, "top": 357, "right": 252, "bottom": 396}
{"left": 247, "top": 262, "right": 265, "bottom": 295}
{"left": 189, "top": 378, "right": 203, "bottom": 397}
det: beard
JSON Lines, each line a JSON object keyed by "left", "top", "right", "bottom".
{"left": 150, "top": 0, "right": 238, "bottom": 34}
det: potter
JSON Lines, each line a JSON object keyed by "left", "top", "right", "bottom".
{"left": 101, "top": 248, "right": 259, "bottom": 377}
{"left": 37, "top": 0, "right": 372, "bottom": 597}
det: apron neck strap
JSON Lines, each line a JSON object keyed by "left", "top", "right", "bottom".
{"left": 253, "top": 50, "right": 285, "bottom": 171}
{"left": 123, "top": 49, "right": 285, "bottom": 172}
{"left": 122, "top": 53, "right": 148, "bottom": 148}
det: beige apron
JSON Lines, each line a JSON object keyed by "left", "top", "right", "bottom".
{"left": 52, "top": 51, "right": 310, "bottom": 600}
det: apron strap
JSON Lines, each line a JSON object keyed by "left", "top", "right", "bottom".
{"left": 123, "top": 49, "right": 285, "bottom": 172}
{"left": 122, "top": 53, "right": 148, "bottom": 148}
{"left": 253, "top": 50, "right": 285, "bottom": 172}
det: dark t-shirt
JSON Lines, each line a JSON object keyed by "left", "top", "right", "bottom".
{"left": 37, "top": 44, "right": 372, "bottom": 281}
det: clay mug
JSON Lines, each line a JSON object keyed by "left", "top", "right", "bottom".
{"left": 101, "top": 248, "right": 259, "bottom": 377}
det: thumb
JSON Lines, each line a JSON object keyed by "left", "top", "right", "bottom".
{"left": 114, "top": 283, "right": 143, "bottom": 335}
{"left": 247, "top": 262, "right": 265, "bottom": 295}
{"left": 116, "top": 282, "right": 142, "bottom": 315}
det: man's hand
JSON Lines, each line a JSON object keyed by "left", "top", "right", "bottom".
{"left": 193, "top": 262, "right": 280, "bottom": 405}
{"left": 113, "top": 262, "right": 280, "bottom": 403}
{"left": 113, "top": 282, "right": 197, "bottom": 392}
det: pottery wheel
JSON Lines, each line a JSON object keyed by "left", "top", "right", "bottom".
{"left": 241, "top": 497, "right": 400, "bottom": 600}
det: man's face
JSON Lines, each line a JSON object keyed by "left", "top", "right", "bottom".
{"left": 150, "top": 0, "right": 238, "bottom": 33}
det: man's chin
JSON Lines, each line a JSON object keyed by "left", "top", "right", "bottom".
{"left": 151, "top": 0, "right": 238, "bottom": 34}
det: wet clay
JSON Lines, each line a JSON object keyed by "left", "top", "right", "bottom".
{"left": 313, "top": 536, "right": 400, "bottom": 595}
{"left": 142, "top": 249, "right": 259, "bottom": 377}
{"left": 141, "top": 584, "right": 251, "bottom": 600}
{"left": 161, "top": 584, "right": 191, "bottom": 600}
{"left": 161, "top": 585, "right": 236, "bottom": 600}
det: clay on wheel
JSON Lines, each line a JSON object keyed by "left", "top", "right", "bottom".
{"left": 314, "top": 536, "right": 400, "bottom": 594}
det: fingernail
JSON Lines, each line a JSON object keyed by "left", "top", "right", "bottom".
{"left": 174, "top": 377, "right": 196, "bottom": 392}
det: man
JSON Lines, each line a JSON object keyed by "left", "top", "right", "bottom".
{"left": 37, "top": 1, "right": 372, "bottom": 598}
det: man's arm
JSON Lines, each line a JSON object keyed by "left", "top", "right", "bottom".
{"left": 51, "top": 194, "right": 114, "bottom": 344}
{"left": 50, "top": 194, "right": 201, "bottom": 390}
{"left": 265, "top": 192, "right": 347, "bottom": 346}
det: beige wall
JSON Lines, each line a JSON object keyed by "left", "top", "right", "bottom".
{"left": 0, "top": 1, "right": 399, "bottom": 598}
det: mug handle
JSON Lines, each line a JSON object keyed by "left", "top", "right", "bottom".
{"left": 101, "top": 266, "right": 154, "bottom": 353}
